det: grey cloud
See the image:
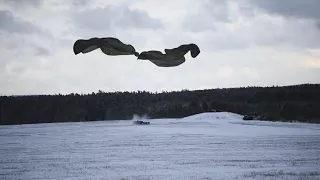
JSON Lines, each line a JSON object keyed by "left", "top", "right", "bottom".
{"left": 202, "top": 0, "right": 230, "bottom": 22}
{"left": 249, "top": 0, "right": 320, "bottom": 20}
{"left": 0, "top": 9, "right": 54, "bottom": 60}
{"left": 178, "top": 0, "right": 320, "bottom": 51}
{"left": 33, "top": 46, "right": 50, "bottom": 56}
{"left": 0, "top": 10, "right": 42, "bottom": 34}
{"left": 183, "top": 14, "right": 218, "bottom": 32}
{"left": 1, "top": 0, "right": 42, "bottom": 8}
{"left": 72, "top": 5, "right": 163, "bottom": 31}
{"left": 71, "top": 0, "right": 89, "bottom": 7}
{"left": 183, "top": 0, "right": 230, "bottom": 32}
{"left": 0, "top": 33, "right": 51, "bottom": 60}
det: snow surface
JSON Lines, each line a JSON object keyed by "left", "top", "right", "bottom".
{"left": 0, "top": 112, "right": 320, "bottom": 180}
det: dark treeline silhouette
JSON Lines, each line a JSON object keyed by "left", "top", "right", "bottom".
{"left": 1, "top": 84, "right": 320, "bottom": 125}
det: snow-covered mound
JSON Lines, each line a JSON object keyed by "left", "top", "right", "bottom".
{"left": 181, "top": 112, "right": 244, "bottom": 122}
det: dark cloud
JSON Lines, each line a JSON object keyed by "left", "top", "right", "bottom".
{"left": 249, "top": 0, "right": 320, "bottom": 20}
{"left": 72, "top": 5, "right": 163, "bottom": 31}
{"left": 0, "top": 10, "right": 42, "bottom": 34}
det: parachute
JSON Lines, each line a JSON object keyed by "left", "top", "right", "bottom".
{"left": 137, "top": 43, "right": 200, "bottom": 67}
{"left": 137, "top": 50, "right": 186, "bottom": 67}
{"left": 164, "top": 43, "right": 200, "bottom": 58}
{"left": 73, "top": 37, "right": 139, "bottom": 56}
{"left": 73, "top": 37, "right": 200, "bottom": 67}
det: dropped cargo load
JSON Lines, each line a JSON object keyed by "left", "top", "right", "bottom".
{"left": 133, "top": 120, "right": 150, "bottom": 125}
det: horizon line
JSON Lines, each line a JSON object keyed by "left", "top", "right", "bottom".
{"left": 1, "top": 83, "right": 319, "bottom": 97}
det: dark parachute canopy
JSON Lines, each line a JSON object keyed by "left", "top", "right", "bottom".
{"left": 73, "top": 37, "right": 200, "bottom": 67}
{"left": 137, "top": 43, "right": 200, "bottom": 67}
{"left": 73, "top": 37, "right": 139, "bottom": 56}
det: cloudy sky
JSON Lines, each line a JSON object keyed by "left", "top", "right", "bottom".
{"left": 0, "top": 0, "right": 319, "bottom": 95}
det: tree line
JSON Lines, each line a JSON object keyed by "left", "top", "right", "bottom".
{"left": 1, "top": 83, "right": 319, "bottom": 125}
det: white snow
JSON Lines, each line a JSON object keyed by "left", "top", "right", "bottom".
{"left": 0, "top": 112, "right": 320, "bottom": 180}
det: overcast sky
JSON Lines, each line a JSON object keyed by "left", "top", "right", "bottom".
{"left": 0, "top": 0, "right": 319, "bottom": 95}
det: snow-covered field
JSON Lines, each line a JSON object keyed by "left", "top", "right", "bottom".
{"left": 1, "top": 112, "right": 320, "bottom": 180}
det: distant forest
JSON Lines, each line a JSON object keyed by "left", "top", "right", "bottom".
{"left": 1, "top": 84, "right": 320, "bottom": 125}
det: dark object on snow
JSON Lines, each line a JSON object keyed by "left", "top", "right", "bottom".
{"left": 73, "top": 37, "right": 139, "bottom": 57}
{"left": 133, "top": 120, "right": 150, "bottom": 125}
{"left": 243, "top": 115, "right": 254, "bottom": 120}
{"left": 137, "top": 43, "right": 200, "bottom": 67}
